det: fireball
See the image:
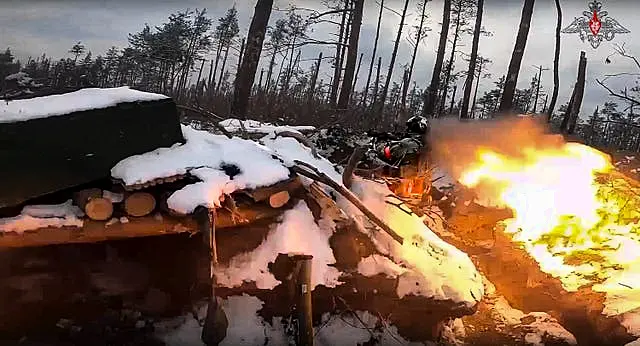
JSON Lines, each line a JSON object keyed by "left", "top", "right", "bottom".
{"left": 457, "top": 141, "right": 640, "bottom": 317}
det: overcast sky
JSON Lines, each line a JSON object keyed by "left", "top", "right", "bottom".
{"left": 1, "top": 0, "right": 639, "bottom": 118}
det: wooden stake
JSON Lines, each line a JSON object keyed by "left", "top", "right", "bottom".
{"left": 197, "top": 207, "right": 227, "bottom": 346}
{"left": 290, "top": 254, "right": 314, "bottom": 346}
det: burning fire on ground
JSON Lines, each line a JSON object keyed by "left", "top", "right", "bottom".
{"left": 431, "top": 117, "right": 640, "bottom": 319}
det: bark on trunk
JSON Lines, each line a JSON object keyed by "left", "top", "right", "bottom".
{"left": 216, "top": 45, "right": 231, "bottom": 94}
{"left": 238, "top": 37, "right": 246, "bottom": 68}
{"left": 547, "top": 0, "right": 562, "bottom": 122}
{"left": 231, "top": 0, "right": 274, "bottom": 119}
{"left": 330, "top": 0, "right": 350, "bottom": 105}
{"left": 401, "top": 0, "right": 428, "bottom": 112}
{"left": 308, "top": 52, "right": 323, "bottom": 103}
{"left": 460, "top": 0, "right": 484, "bottom": 119}
{"left": 438, "top": 0, "right": 463, "bottom": 116}
{"left": 265, "top": 46, "right": 279, "bottom": 92}
{"left": 377, "top": 0, "right": 411, "bottom": 116}
{"left": 362, "top": 0, "right": 384, "bottom": 107}
{"left": 372, "top": 56, "right": 382, "bottom": 109}
{"left": 471, "top": 62, "right": 483, "bottom": 118}
{"left": 567, "top": 52, "right": 587, "bottom": 134}
{"left": 337, "top": 0, "right": 365, "bottom": 109}
{"left": 498, "top": 0, "right": 535, "bottom": 114}
{"left": 350, "top": 52, "right": 364, "bottom": 104}
{"left": 211, "top": 41, "right": 223, "bottom": 89}
{"left": 422, "top": 0, "right": 451, "bottom": 118}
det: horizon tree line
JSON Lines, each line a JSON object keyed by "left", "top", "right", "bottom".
{"left": 2, "top": 0, "right": 639, "bottom": 151}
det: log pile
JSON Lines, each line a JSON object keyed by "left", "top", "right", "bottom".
{"left": 0, "top": 177, "right": 305, "bottom": 248}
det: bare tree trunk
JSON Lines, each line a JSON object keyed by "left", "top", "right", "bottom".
{"left": 216, "top": 45, "right": 231, "bottom": 94}
{"left": 377, "top": 0, "right": 411, "bottom": 116}
{"left": 308, "top": 52, "right": 323, "bottom": 103}
{"left": 211, "top": 41, "right": 223, "bottom": 89}
{"left": 338, "top": 0, "right": 364, "bottom": 109}
{"left": 196, "top": 58, "right": 206, "bottom": 94}
{"left": 422, "top": 0, "right": 451, "bottom": 118}
{"left": 471, "top": 62, "right": 483, "bottom": 118}
{"left": 238, "top": 38, "right": 246, "bottom": 68}
{"left": 231, "top": 0, "right": 274, "bottom": 119}
{"left": 207, "top": 59, "right": 214, "bottom": 90}
{"left": 258, "top": 68, "right": 265, "bottom": 90}
{"left": 401, "top": 0, "right": 428, "bottom": 112}
{"left": 361, "top": 0, "right": 384, "bottom": 107}
{"left": 567, "top": 52, "right": 586, "bottom": 134}
{"left": 448, "top": 84, "right": 457, "bottom": 114}
{"left": 275, "top": 52, "right": 288, "bottom": 92}
{"left": 372, "top": 56, "right": 382, "bottom": 108}
{"left": 350, "top": 52, "right": 364, "bottom": 103}
{"left": 265, "top": 47, "right": 279, "bottom": 92}
{"left": 438, "top": 0, "right": 463, "bottom": 116}
{"left": 330, "top": 0, "right": 350, "bottom": 105}
{"left": 282, "top": 37, "right": 298, "bottom": 93}
{"left": 499, "top": 0, "right": 535, "bottom": 114}
{"left": 460, "top": 0, "right": 484, "bottom": 119}
{"left": 547, "top": 0, "right": 562, "bottom": 122}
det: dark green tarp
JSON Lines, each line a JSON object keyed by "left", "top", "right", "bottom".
{"left": 0, "top": 97, "right": 185, "bottom": 208}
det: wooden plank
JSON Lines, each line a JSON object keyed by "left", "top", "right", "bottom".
{"left": 0, "top": 202, "right": 287, "bottom": 249}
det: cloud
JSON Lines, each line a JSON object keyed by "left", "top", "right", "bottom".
{"left": 1, "top": 0, "right": 639, "bottom": 119}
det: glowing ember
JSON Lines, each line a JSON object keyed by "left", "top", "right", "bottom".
{"left": 457, "top": 141, "right": 640, "bottom": 319}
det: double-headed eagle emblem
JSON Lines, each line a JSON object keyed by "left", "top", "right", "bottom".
{"left": 561, "top": 1, "right": 629, "bottom": 49}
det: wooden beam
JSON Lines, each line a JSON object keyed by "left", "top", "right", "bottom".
{"left": 0, "top": 203, "right": 287, "bottom": 249}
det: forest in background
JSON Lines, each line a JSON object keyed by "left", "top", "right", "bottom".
{"left": 2, "top": 0, "right": 640, "bottom": 152}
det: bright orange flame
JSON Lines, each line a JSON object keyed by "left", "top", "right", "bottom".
{"left": 457, "top": 141, "right": 640, "bottom": 317}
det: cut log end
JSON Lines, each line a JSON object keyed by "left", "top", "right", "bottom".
{"left": 124, "top": 192, "right": 157, "bottom": 217}
{"left": 85, "top": 197, "right": 114, "bottom": 221}
{"left": 269, "top": 190, "right": 290, "bottom": 208}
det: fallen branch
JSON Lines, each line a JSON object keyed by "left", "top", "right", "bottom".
{"left": 342, "top": 145, "right": 368, "bottom": 189}
{"left": 291, "top": 160, "right": 404, "bottom": 244}
{"left": 176, "top": 105, "right": 234, "bottom": 139}
{"left": 595, "top": 79, "right": 640, "bottom": 106}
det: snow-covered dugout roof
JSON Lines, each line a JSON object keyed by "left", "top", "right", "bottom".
{"left": 0, "top": 86, "right": 169, "bottom": 123}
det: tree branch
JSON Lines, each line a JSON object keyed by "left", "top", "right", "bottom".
{"left": 310, "top": 9, "right": 353, "bottom": 20}
{"left": 595, "top": 78, "right": 640, "bottom": 106}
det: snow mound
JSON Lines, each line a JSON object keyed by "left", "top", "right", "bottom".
{"left": 215, "top": 200, "right": 341, "bottom": 290}
{"left": 0, "top": 86, "right": 168, "bottom": 123}
{"left": 112, "top": 125, "right": 291, "bottom": 214}
{"left": 260, "top": 131, "right": 483, "bottom": 307}
{"left": 110, "top": 120, "right": 482, "bottom": 307}
{"left": 220, "top": 118, "right": 315, "bottom": 134}
{"left": 349, "top": 178, "right": 483, "bottom": 306}
{"left": 0, "top": 199, "right": 84, "bottom": 233}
